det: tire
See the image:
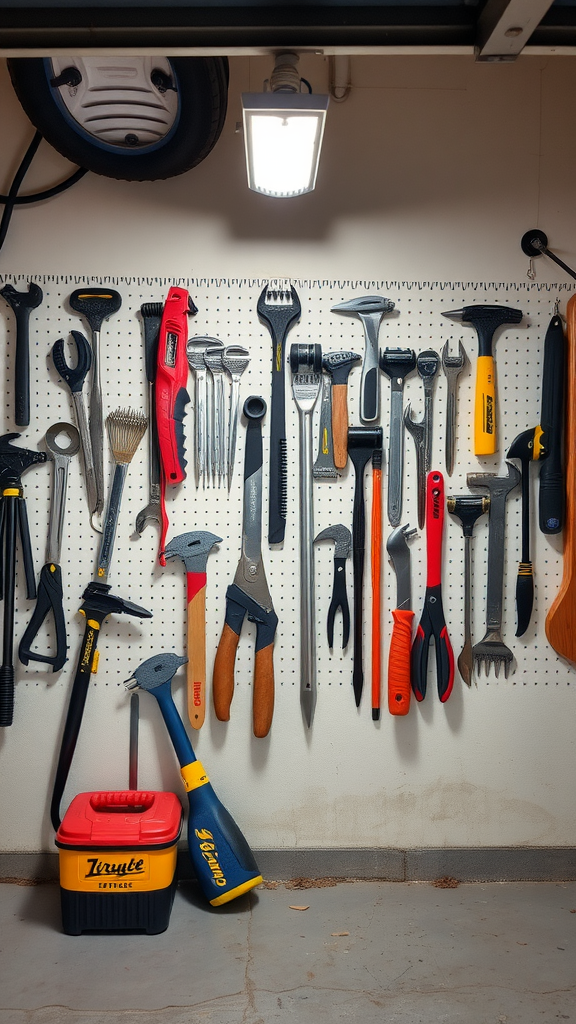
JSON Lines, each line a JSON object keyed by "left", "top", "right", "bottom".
{"left": 7, "top": 56, "right": 229, "bottom": 181}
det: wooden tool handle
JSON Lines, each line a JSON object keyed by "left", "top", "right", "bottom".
{"left": 253, "top": 644, "right": 275, "bottom": 738}
{"left": 213, "top": 623, "right": 239, "bottom": 721}
{"left": 187, "top": 578, "right": 206, "bottom": 729}
{"left": 388, "top": 609, "right": 414, "bottom": 716}
{"left": 474, "top": 355, "right": 496, "bottom": 455}
{"left": 332, "top": 384, "right": 349, "bottom": 469}
{"left": 546, "top": 294, "right": 576, "bottom": 660}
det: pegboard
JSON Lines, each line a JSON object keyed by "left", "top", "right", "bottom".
{"left": 0, "top": 273, "right": 572, "bottom": 739}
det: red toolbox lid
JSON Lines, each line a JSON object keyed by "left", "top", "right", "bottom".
{"left": 56, "top": 791, "right": 183, "bottom": 848}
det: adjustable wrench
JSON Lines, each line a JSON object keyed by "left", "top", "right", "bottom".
{"left": 404, "top": 349, "right": 440, "bottom": 527}
{"left": 441, "top": 340, "right": 468, "bottom": 476}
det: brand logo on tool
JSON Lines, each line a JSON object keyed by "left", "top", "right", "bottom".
{"left": 193, "top": 680, "right": 202, "bottom": 707}
{"left": 432, "top": 487, "right": 441, "bottom": 520}
{"left": 485, "top": 395, "right": 494, "bottom": 433}
{"left": 194, "top": 828, "right": 227, "bottom": 887}
{"left": 84, "top": 856, "right": 145, "bottom": 878}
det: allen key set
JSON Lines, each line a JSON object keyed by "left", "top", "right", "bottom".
{"left": 0, "top": 273, "right": 572, "bottom": 747}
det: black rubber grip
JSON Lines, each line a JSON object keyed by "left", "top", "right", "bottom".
{"left": 362, "top": 367, "right": 378, "bottom": 421}
{"left": 539, "top": 315, "right": 565, "bottom": 535}
{"left": 0, "top": 665, "right": 15, "bottom": 726}
{"left": 173, "top": 387, "right": 189, "bottom": 478}
{"left": 18, "top": 562, "right": 67, "bottom": 671}
{"left": 14, "top": 308, "right": 30, "bottom": 427}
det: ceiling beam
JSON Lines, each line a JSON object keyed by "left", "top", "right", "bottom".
{"left": 476, "top": 0, "right": 556, "bottom": 60}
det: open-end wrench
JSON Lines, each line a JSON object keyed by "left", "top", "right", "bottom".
{"left": 418, "top": 348, "right": 440, "bottom": 471}
{"left": 379, "top": 347, "right": 416, "bottom": 526}
{"left": 1, "top": 282, "right": 43, "bottom": 427}
{"left": 222, "top": 345, "right": 250, "bottom": 490}
{"left": 404, "top": 403, "right": 426, "bottom": 529}
{"left": 187, "top": 337, "right": 223, "bottom": 488}
{"left": 19, "top": 423, "right": 80, "bottom": 672}
{"left": 204, "top": 345, "right": 227, "bottom": 487}
{"left": 441, "top": 340, "right": 468, "bottom": 476}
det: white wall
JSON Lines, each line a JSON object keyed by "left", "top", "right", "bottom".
{"left": 1, "top": 53, "right": 575, "bottom": 853}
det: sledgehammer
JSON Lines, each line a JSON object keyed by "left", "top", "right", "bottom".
{"left": 163, "top": 530, "right": 221, "bottom": 729}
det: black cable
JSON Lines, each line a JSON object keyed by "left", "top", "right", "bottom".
{"left": 0, "top": 131, "right": 87, "bottom": 254}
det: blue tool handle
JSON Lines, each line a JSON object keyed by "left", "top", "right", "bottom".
{"left": 150, "top": 678, "right": 262, "bottom": 904}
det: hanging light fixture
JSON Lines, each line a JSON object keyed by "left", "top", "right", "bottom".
{"left": 242, "top": 53, "right": 329, "bottom": 199}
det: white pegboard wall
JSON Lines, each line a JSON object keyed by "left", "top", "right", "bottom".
{"left": 0, "top": 273, "right": 573, "bottom": 724}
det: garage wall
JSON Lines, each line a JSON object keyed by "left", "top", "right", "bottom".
{"left": 0, "top": 53, "right": 575, "bottom": 855}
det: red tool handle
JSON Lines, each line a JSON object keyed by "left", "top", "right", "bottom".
{"left": 425, "top": 470, "right": 444, "bottom": 586}
{"left": 388, "top": 608, "right": 414, "bottom": 716}
{"left": 155, "top": 286, "right": 194, "bottom": 487}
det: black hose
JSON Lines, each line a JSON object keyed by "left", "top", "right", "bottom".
{"left": 0, "top": 131, "right": 87, "bottom": 254}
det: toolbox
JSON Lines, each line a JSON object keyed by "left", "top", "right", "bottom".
{"left": 55, "top": 790, "right": 182, "bottom": 935}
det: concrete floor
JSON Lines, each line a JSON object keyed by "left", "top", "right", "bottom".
{"left": 0, "top": 879, "right": 574, "bottom": 1023}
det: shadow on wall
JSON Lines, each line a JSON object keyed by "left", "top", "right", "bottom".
{"left": 150, "top": 86, "right": 471, "bottom": 242}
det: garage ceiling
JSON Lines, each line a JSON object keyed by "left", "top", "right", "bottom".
{"left": 1, "top": 0, "right": 576, "bottom": 58}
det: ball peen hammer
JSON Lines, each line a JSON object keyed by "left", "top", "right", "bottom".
{"left": 163, "top": 530, "right": 221, "bottom": 730}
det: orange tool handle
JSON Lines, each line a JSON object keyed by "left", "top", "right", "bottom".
{"left": 371, "top": 463, "right": 382, "bottom": 718}
{"left": 332, "top": 383, "right": 349, "bottom": 469}
{"left": 253, "top": 644, "right": 275, "bottom": 739}
{"left": 388, "top": 608, "right": 414, "bottom": 715}
{"left": 212, "top": 623, "right": 238, "bottom": 722}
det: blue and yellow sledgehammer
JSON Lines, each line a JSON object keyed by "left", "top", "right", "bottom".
{"left": 125, "top": 653, "right": 262, "bottom": 906}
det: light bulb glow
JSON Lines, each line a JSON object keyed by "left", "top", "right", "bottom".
{"left": 242, "top": 93, "right": 329, "bottom": 198}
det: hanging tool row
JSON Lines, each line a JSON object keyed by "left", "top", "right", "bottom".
{"left": 0, "top": 281, "right": 569, "bottom": 744}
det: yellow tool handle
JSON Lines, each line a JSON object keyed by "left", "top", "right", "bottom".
{"left": 187, "top": 584, "right": 206, "bottom": 730}
{"left": 474, "top": 355, "right": 496, "bottom": 455}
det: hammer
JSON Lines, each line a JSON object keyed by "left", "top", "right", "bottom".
{"left": 442, "top": 304, "right": 523, "bottom": 455}
{"left": 163, "top": 530, "right": 221, "bottom": 729}
{"left": 1, "top": 282, "right": 43, "bottom": 427}
{"left": 322, "top": 351, "right": 361, "bottom": 469}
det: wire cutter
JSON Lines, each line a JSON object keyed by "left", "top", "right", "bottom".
{"left": 411, "top": 471, "right": 454, "bottom": 702}
{"left": 213, "top": 396, "right": 278, "bottom": 738}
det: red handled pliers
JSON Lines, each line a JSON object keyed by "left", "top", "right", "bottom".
{"left": 411, "top": 471, "right": 454, "bottom": 702}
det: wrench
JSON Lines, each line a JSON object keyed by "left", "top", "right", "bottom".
{"left": 204, "top": 344, "right": 227, "bottom": 487}
{"left": 19, "top": 423, "right": 80, "bottom": 672}
{"left": 187, "top": 337, "right": 224, "bottom": 488}
{"left": 441, "top": 340, "right": 468, "bottom": 476}
{"left": 404, "top": 403, "right": 427, "bottom": 529}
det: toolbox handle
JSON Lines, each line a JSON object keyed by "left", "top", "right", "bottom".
{"left": 89, "top": 791, "right": 156, "bottom": 811}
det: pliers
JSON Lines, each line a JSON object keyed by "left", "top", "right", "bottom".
{"left": 51, "top": 330, "right": 102, "bottom": 531}
{"left": 314, "top": 524, "right": 351, "bottom": 649}
{"left": 213, "top": 396, "right": 278, "bottom": 738}
{"left": 411, "top": 471, "right": 454, "bottom": 702}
